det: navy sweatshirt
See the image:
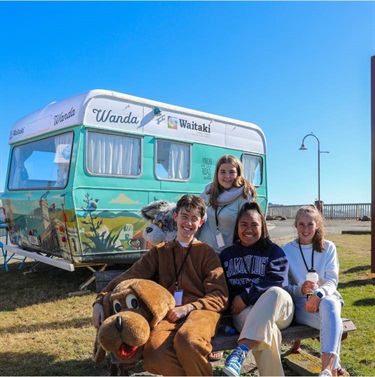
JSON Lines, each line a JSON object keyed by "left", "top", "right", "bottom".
{"left": 219, "top": 240, "right": 289, "bottom": 306}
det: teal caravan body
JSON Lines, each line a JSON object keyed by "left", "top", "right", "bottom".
{"left": 2, "top": 90, "right": 267, "bottom": 269}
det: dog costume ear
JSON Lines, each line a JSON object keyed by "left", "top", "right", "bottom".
{"left": 141, "top": 201, "right": 175, "bottom": 221}
{"left": 131, "top": 279, "right": 175, "bottom": 328}
{"left": 92, "top": 293, "right": 112, "bottom": 363}
{"left": 92, "top": 331, "right": 106, "bottom": 363}
{"left": 100, "top": 290, "right": 113, "bottom": 319}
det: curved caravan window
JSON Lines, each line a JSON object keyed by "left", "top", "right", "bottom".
{"left": 242, "top": 154, "right": 263, "bottom": 186}
{"left": 8, "top": 132, "right": 73, "bottom": 190}
{"left": 156, "top": 140, "right": 191, "bottom": 180}
{"left": 86, "top": 131, "right": 141, "bottom": 177}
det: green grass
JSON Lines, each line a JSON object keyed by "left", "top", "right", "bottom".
{"left": 0, "top": 264, "right": 108, "bottom": 376}
{"left": 0, "top": 234, "right": 373, "bottom": 376}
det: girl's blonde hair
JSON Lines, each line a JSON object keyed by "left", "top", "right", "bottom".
{"left": 209, "top": 155, "right": 257, "bottom": 209}
{"left": 294, "top": 205, "right": 325, "bottom": 252}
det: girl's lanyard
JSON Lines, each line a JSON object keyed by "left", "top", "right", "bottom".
{"left": 215, "top": 206, "right": 227, "bottom": 248}
{"left": 172, "top": 242, "right": 193, "bottom": 291}
{"left": 214, "top": 205, "right": 226, "bottom": 229}
{"left": 298, "top": 241, "right": 315, "bottom": 272}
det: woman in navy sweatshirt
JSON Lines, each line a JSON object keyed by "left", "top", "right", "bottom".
{"left": 219, "top": 201, "right": 294, "bottom": 376}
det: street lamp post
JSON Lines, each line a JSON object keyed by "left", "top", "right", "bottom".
{"left": 299, "top": 132, "right": 329, "bottom": 209}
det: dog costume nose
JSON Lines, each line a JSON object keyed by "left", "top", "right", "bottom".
{"left": 115, "top": 316, "right": 123, "bottom": 332}
{"left": 146, "top": 227, "right": 153, "bottom": 234}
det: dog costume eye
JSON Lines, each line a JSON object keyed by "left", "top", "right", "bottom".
{"left": 158, "top": 221, "right": 163, "bottom": 229}
{"left": 126, "top": 294, "right": 139, "bottom": 309}
{"left": 113, "top": 300, "right": 122, "bottom": 313}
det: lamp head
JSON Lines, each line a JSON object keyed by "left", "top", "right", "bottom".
{"left": 299, "top": 144, "right": 307, "bottom": 151}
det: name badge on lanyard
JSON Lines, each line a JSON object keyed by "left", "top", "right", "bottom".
{"left": 216, "top": 232, "right": 225, "bottom": 248}
{"left": 174, "top": 289, "right": 184, "bottom": 306}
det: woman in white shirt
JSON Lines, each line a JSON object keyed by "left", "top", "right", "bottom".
{"left": 282, "top": 205, "right": 344, "bottom": 377}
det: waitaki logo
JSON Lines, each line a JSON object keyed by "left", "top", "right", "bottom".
{"left": 168, "top": 116, "right": 211, "bottom": 134}
{"left": 10, "top": 127, "right": 25, "bottom": 139}
{"left": 54, "top": 107, "right": 76, "bottom": 126}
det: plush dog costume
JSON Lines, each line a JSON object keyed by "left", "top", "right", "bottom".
{"left": 141, "top": 200, "right": 177, "bottom": 245}
{"left": 93, "top": 279, "right": 175, "bottom": 372}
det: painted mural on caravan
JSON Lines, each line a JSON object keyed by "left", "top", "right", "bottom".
{"left": 2, "top": 89, "right": 267, "bottom": 268}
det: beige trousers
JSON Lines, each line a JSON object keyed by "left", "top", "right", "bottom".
{"left": 232, "top": 286, "right": 294, "bottom": 376}
{"left": 142, "top": 309, "right": 220, "bottom": 376}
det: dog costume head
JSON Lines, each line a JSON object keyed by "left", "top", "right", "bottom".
{"left": 93, "top": 279, "right": 175, "bottom": 364}
{"left": 141, "top": 200, "right": 177, "bottom": 245}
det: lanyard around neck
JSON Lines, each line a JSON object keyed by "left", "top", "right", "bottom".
{"left": 298, "top": 241, "right": 315, "bottom": 272}
{"left": 173, "top": 242, "right": 193, "bottom": 290}
{"left": 215, "top": 205, "right": 227, "bottom": 229}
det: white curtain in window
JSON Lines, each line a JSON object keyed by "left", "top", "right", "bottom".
{"left": 168, "top": 143, "right": 189, "bottom": 179}
{"left": 87, "top": 132, "right": 140, "bottom": 176}
{"left": 243, "top": 155, "right": 259, "bottom": 183}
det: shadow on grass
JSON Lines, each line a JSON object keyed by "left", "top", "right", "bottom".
{"left": 0, "top": 317, "right": 92, "bottom": 334}
{"left": 0, "top": 351, "right": 110, "bottom": 376}
{"left": 342, "top": 265, "right": 371, "bottom": 274}
{"left": 338, "top": 278, "right": 374, "bottom": 289}
{"left": 0, "top": 262, "right": 96, "bottom": 311}
{"left": 353, "top": 298, "right": 375, "bottom": 306}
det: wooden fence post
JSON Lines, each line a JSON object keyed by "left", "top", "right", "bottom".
{"left": 371, "top": 55, "right": 375, "bottom": 273}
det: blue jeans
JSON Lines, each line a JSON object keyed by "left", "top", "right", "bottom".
{"left": 294, "top": 295, "right": 343, "bottom": 369}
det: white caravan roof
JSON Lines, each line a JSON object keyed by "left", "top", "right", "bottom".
{"left": 8, "top": 89, "right": 267, "bottom": 154}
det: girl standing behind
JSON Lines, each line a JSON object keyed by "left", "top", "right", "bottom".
{"left": 220, "top": 201, "right": 294, "bottom": 376}
{"left": 199, "top": 155, "right": 256, "bottom": 255}
{"left": 282, "top": 205, "right": 344, "bottom": 377}
{"left": 199, "top": 154, "right": 257, "bottom": 361}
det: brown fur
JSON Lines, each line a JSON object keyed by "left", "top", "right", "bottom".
{"left": 93, "top": 279, "right": 175, "bottom": 365}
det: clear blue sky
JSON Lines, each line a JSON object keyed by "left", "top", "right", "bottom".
{"left": 0, "top": 1, "right": 373, "bottom": 205}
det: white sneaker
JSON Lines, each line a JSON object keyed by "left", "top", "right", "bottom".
{"left": 319, "top": 369, "right": 333, "bottom": 377}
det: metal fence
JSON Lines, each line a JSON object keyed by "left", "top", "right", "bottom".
{"left": 268, "top": 203, "right": 371, "bottom": 220}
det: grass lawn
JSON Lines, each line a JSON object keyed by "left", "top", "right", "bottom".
{"left": 0, "top": 234, "right": 373, "bottom": 376}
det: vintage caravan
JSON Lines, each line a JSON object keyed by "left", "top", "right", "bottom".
{"left": 2, "top": 89, "right": 267, "bottom": 271}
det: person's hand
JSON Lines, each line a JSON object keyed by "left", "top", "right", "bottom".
{"left": 231, "top": 295, "right": 247, "bottom": 315}
{"left": 93, "top": 302, "right": 105, "bottom": 328}
{"left": 166, "top": 304, "right": 195, "bottom": 323}
{"left": 304, "top": 294, "right": 320, "bottom": 312}
{"left": 301, "top": 280, "right": 318, "bottom": 295}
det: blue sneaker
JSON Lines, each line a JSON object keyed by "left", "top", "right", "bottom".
{"left": 223, "top": 345, "right": 249, "bottom": 376}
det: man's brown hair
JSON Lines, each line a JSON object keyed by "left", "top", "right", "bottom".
{"left": 176, "top": 195, "right": 206, "bottom": 219}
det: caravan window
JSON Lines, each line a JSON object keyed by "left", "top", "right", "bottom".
{"left": 86, "top": 131, "right": 141, "bottom": 177}
{"left": 8, "top": 132, "right": 73, "bottom": 190}
{"left": 242, "top": 154, "right": 262, "bottom": 186}
{"left": 156, "top": 140, "right": 191, "bottom": 180}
